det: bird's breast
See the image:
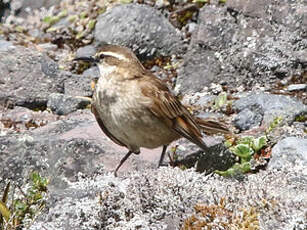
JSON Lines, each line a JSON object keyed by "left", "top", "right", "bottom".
{"left": 93, "top": 77, "right": 179, "bottom": 150}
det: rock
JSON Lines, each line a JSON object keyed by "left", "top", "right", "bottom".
{"left": 268, "top": 137, "right": 307, "bottom": 170}
{"left": 226, "top": 0, "right": 271, "bottom": 18}
{"left": 175, "top": 47, "right": 221, "bottom": 94}
{"left": 171, "top": 136, "right": 235, "bottom": 173}
{"left": 2, "top": 0, "right": 60, "bottom": 18}
{"left": 82, "top": 66, "right": 100, "bottom": 79}
{"left": 191, "top": 5, "right": 236, "bottom": 50}
{"left": 233, "top": 104, "right": 263, "bottom": 131}
{"left": 75, "top": 45, "right": 96, "bottom": 59}
{"left": 29, "top": 165, "right": 306, "bottom": 229}
{"left": 0, "top": 111, "right": 105, "bottom": 185}
{"left": 0, "top": 46, "right": 67, "bottom": 109}
{"left": 47, "top": 93, "right": 91, "bottom": 115}
{"left": 233, "top": 93, "right": 307, "bottom": 128}
{"left": 63, "top": 69, "right": 99, "bottom": 98}
{"left": 94, "top": 3, "right": 183, "bottom": 59}
{"left": 286, "top": 84, "right": 307, "bottom": 92}
{"left": 0, "top": 1, "right": 10, "bottom": 22}
{"left": 177, "top": 0, "right": 307, "bottom": 93}
{"left": 0, "top": 106, "right": 58, "bottom": 133}
{"left": 0, "top": 40, "right": 15, "bottom": 51}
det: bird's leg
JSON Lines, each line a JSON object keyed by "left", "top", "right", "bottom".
{"left": 114, "top": 150, "right": 133, "bottom": 177}
{"left": 158, "top": 145, "right": 168, "bottom": 167}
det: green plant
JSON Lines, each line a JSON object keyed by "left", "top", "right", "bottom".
{"left": 217, "top": 116, "right": 284, "bottom": 177}
{"left": 265, "top": 116, "right": 283, "bottom": 136}
{"left": 0, "top": 172, "right": 49, "bottom": 230}
{"left": 216, "top": 136, "right": 268, "bottom": 176}
{"left": 213, "top": 92, "right": 228, "bottom": 110}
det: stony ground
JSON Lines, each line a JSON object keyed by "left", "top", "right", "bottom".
{"left": 0, "top": 0, "right": 306, "bottom": 229}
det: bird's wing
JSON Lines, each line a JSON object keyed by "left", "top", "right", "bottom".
{"left": 91, "top": 104, "right": 126, "bottom": 147}
{"left": 139, "top": 74, "right": 209, "bottom": 151}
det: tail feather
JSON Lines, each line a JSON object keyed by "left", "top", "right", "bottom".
{"left": 195, "top": 117, "right": 232, "bottom": 136}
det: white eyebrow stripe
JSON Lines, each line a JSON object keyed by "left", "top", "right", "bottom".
{"left": 101, "top": 51, "right": 128, "bottom": 61}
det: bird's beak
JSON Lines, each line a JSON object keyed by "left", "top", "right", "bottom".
{"left": 73, "top": 56, "right": 98, "bottom": 63}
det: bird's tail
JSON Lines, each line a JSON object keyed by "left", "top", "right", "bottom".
{"left": 195, "top": 117, "right": 233, "bottom": 136}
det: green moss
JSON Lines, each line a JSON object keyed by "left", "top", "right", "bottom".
{"left": 0, "top": 172, "right": 48, "bottom": 229}
{"left": 88, "top": 19, "right": 97, "bottom": 30}
{"left": 295, "top": 114, "right": 307, "bottom": 122}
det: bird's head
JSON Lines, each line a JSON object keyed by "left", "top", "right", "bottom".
{"left": 74, "top": 45, "right": 145, "bottom": 79}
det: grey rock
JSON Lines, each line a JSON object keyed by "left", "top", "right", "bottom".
{"left": 94, "top": 3, "right": 183, "bottom": 59}
{"left": 226, "top": 0, "right": 271, "bottom": 18}
{"left": 47, "top": 93, "right": 91, "bottom": 115}
{"left": 64, "top": 69, "right": 99, "bottom": 98}
{"left": 29, "top": 165, "right": 306, "bottom": 229}
{"left": 293, "top": 49, "right": 307, "bottom": 68}
{"left": 268, "top": 137, "right": 307, "bottom": 170}
{"left": 286, "top": 84, "right": 307, "bottom": 92}
{"left": 176, "top": 47, "right": 221, "bottom": 94}
{"left": 0, "top": 1, "right": 10, "bottom": 22}
{"left": 233, "top": 93, "right": 307, "bottom": 127}
{"left": 233, "top": 105, "right": 263, "bottom": 131}
{"left": 0, "top": 46, "right": 67, "bottom": 109}
{"left": 171, "top": 136, "right": 235, "bottom": 173}
{"left": 75, "top": 45, "right": 96, "bottom": 59}
{"left": 177, "top": 0, "right": 307, "bottom": 92}
{"left": 3, "top": 0, "right": 60, "bottom": 18}
{"left": 0, "top": 40, "right": 15, "bottom": 52}
{"left": 82, "top": 66, "right": 100, "bottom": 79}
{"left": 0, "top": 111, "right": 108, "bottom": 186}
{"left": 191, "top": 5, "right": 236, "bottom": 50}
{"left": 0, "top": 106, "right": 58, "bottom": 132}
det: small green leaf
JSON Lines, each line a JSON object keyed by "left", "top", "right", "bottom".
{"left": 215, "top": 162, "right": 251, "bottom": 177}
{"left": 252, "top": 136, "right": 267, "bottom": 152}
{"left": 231, "top": 144, "right": 254, "bottom": 161}
{"left": 43, "top": 16, "right": 52, "bottom": 23}
{"left": 58, "top": 10, "right": 68, "bottom": 18}
{"left": 224, "top": 139, "right": 233, "bottom": 148}
{"left": 193, "top": 0, "right": 208, "bottom": 3}
{"left": 80, "top": 12, "right": 87, "bottom": 19}
{"left": 68, "top": 15, "right": 78, "bottom": 23}
{"left": 214, "top": 92, "right": 227, "bottom": 109}
{"left": 0, "top": 201, "right": 11, "bottom": 222}
{"left": 88, "top": 19, "right": 96, "bottom": 30}
{"left": 237, "top": 136, "right": 254, "bottom": 146}
{"left": 120, "top": 0, "right": 133, "bottom": 3}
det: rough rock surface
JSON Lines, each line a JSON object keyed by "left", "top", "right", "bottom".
{"left": 268, "top": 137, "right": 307, "bottom": 170}
{"left": 233, "top": 93, "right": 307, "bottom": 129}
{"left": 47, "top": 93, "right": 91, "bottom": 115}
{"left": 64, "top": 70, "right": 99, "bottom": 98}
{"left": 0, "top": 1, "right": 306, "bottom": 229}
{"left": 0, "top": 46, "right": 65, "bottom": 109}
{"left": 175, "top": 47, "right": 221, "bottom": 94}
{"left": 172, "top": 136, "right": 235, "bottom": 173}
{"left": 177, "top": 0, "right": 307, "bottom": 93}
{"left": 0, "top": 0, "right": 60, "bottom": 18}
{"left": 94, "top": 3, "right": 184, "bottom": 59}
{"left": 29, "top": 165, "right": 306, "bottom": 230}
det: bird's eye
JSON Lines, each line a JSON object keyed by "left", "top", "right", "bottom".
{"left": 99, "top": 53, "right": 105, "bottom": 59}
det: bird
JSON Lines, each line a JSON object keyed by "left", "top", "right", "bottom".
{"left": 74, "top": 45, "right": 227, "bottom": 176}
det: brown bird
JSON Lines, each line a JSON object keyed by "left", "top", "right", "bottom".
{"left": 75, "top": 45, "right": 225, "bottom": 176}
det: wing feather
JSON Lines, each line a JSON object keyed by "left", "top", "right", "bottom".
{"left": 140, "top": 74, "right": 209, "bottom": 151}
